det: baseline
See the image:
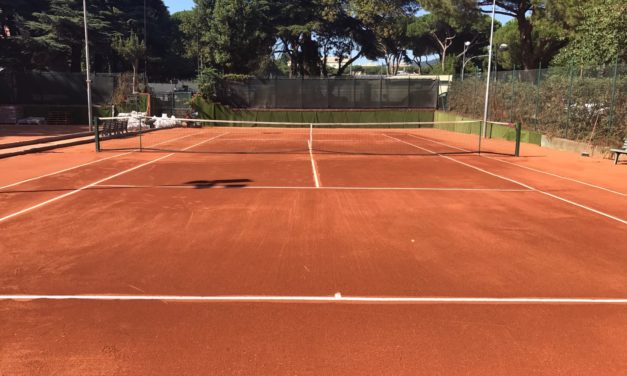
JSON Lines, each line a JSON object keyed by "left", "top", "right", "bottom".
{"left": 1, "top": 294, "right": 626, "bottom": 304}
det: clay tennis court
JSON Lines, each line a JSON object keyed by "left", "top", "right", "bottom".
{"left": 1, "top": 126, "right": 626, "bottom": 374}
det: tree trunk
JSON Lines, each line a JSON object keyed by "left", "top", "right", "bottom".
{"left": 336, "top": 52, "right": 363, "bottom": 76}
{"left": 517, "top": 16, "right": 535, "bottom": 70}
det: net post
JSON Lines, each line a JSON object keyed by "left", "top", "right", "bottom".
{"left": 94, "top": 116, "right": 100, "bottom": 152}
{"left": 514, "top": 122, "right": 522, "bottom": 157}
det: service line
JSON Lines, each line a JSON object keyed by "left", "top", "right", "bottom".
{"left": 0, "top": 133, "right": 227, "bottom": 224}
{"left": 0, "top": 131, "right": 201, "bottom": 191}
{"left": 384, "top": 134, "right": 627, "bottom": 226}
{"left": 406, "top": 133, "right": 627, "bottom": 197}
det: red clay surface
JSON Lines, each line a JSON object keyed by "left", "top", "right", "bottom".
{"left": 1, "top": 127, "right": 626, "bottom": 374}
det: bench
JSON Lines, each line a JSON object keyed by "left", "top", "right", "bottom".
{"left": 610, "top": 139, "right": 627, "bottom": 165}
{"left": 100, "top": 119, "right": 128, "bottom": 137}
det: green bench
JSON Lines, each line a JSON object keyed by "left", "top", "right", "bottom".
{"left": 611, "top": 139, "right": 627, "bottom": 165}
{"left": 101, "top": 119, "right": 128, "bottom": 137}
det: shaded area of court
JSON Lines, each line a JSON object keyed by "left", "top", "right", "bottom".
{"left": 0, "top": 124, "right": 90, "bottom": 145}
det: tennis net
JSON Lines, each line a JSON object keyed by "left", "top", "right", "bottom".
{"left": 95, "top": 116, "right": 522, "bottom": 156}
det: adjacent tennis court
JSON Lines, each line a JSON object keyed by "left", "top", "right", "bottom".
{"left": 1, "top": 122, "right": 626, "bottom": 374}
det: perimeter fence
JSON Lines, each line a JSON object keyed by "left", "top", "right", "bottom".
{"left": 215, "top": 77, "right": 439, "bottom": 110}
{"left": 446, "top": 63, "right": 626, "bottom": 146}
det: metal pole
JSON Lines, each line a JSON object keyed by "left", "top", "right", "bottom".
{"left": 534, "top": 62, "right": 542, "bottom": 131}
{"left": 510, "top": 65, "right": 515, "bottom": 123}
{"left": 82, "top": 0, "right": 93, "bottom": 136}
{"left": 144, "top": 0, "right": 148, "bottom": 85}
{"left": 461, "top": 49, "right": 466, "bottom": 82}
{"left": 407, "top": 75, "right": 411, "bottom": 108}
{"left": 607, "top": 54, "right": 619, "bottom": 133}
{"left": 479, "top": 0, "right": 497, "bottom": 152}
{"left": 566, "top": 64, "right": 574, "bottom": 136}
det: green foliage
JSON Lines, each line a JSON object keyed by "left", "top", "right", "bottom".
{"left": 222, "top": 73, "right": 254, "bottom": 81}
{"left": 112, "top": 32, "right": 146, "bottom": 69}
{"left": 208, "top": 0, "right": 274, "bottom": 75}
{"left": 424, "top": 1, "right": 579, "bottom": 69}
{"left": 197, "top": 66, "right": 221, "bottom": 99}
{"left": 448, "top": 65, "right": 627, "bottom": 146}
{"left": 552, "top": 0, "right": 627, "bottom": 67}
{"left": 406, "top": 10, "right": 490, "bottom": 75}
{"left": 0, "top": 0, "right": 183, "bottom": 77}
{"left": 112, "top": 32, "right": 146, "bottom": 92}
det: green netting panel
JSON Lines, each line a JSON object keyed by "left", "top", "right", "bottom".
{"left": 218, "top": 77, "right": 438, "bottom": 110}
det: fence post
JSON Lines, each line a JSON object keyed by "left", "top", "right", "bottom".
{"left": 510, "top": 66, "right": 515, "bottom": 123}
{"left": 171, "top": 89, "right": 175, "bottom": 116}
{"left": 534, "top": 62, "right": 543, "bottom": 131}
{"left": 352, "top": 76, "right": 356, "bottom": 108}
{"left": 607, "top": 54, "right": 619, "bottom": 134}
{"left": 273, "top": 76, "right": 277, "bottom": 108}
{"left": 565, "top": 65, "right": 574, "bottom": 138}
{"left": 300, "top": 77, "right": 304, "bottom": 109}
{"left": 246, "top": 78, "right": 251, "bottom": 107}
{"left": 407, "top": 75, "right": 411, "bottom": 108}
{"left": 379, "top": 76, "right": 383, "bottom": 108}
{"left": 327, "top": 77, "right": 330, "bottom": 109}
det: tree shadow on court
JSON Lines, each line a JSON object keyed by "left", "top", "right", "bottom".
{"left": 183, "top": 179, "right": 252, "bottom": 189}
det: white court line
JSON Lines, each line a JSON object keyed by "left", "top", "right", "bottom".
{"left": 385, "top": 135, "right": 627, "bottom": 226}
{"left": 1, "top": 294, "right": 626, "bottom": 304}
{"left": 0, "top": 131, "right": 200, "bottom": 191}
{"left": 94, "top": 184, "right": 531, "bottom": 192}
{"left": 0, "top": 152, "right": 132, "bottom": 190}
{"left": 407, "top": 133, "right": 627, "bottom": 197}
{"left": 308, "top": 140, "right": 321, "bottom": 188}
{"left": 0, "top": 133, "right": 228, "bottom": 224}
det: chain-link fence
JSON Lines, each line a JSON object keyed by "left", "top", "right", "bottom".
{"left": 446, "top": 63, "right": 626, "bottom": 147}
{"left": 216, "top": 77, "right": 439, "bottom": 110}
{"left": 0, "top": 70, "right": 116, "bottom": 105}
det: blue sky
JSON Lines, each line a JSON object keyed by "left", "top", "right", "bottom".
{"left": 163, "top": 0, "right": 195, "bottom": 14}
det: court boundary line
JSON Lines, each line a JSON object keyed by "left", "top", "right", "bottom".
{"left": 93, "top": 184, "right": 532, "bottom": 192}
{"left": 384, "top": 135, "right": 627, "bottom": 225}
{"left": 406, "top": 133, "right": 627, "bottom": 197}
{"left": 308, "top": 140, "right": 321, "bottom": 188}
{"left": 0, "top": 133, "right": 228, "bottom": 224}
{"left": 1, "top": 294, "right": 626, "bottom": 304}
{"left": 0, "top": 131, "right": 201, "bottom": 191}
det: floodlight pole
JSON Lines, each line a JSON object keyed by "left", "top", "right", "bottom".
{"left": 479, "top": 0, "right": 497, "bottom": 152}
{"left": 461, "top": 41, "right": 471, "bottom": 81}
{"left": 82, "top": 0, "right": 93, "bottom": 134}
